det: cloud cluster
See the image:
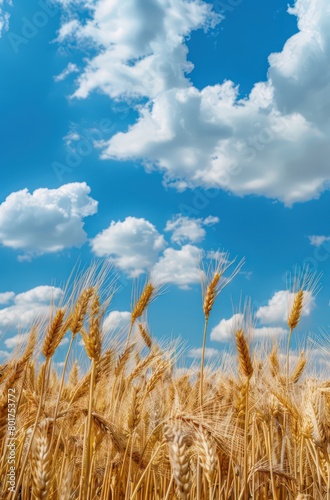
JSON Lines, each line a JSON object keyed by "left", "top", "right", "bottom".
{"left": 1, "top": 285, "right": 64, "bottom": 346}
{"left": 91, "top": 216, "right": 166, "bottom": 277}
{"left": 58, "top": 0, "right": 330, "bottom": 204}
{"left": 210, "top": 313, "right": 244, "bottom": 342}
{"left": 165, "top": 214, "right": 219, "bottom": 244}
{"left": 151, "top": 244, "right": 201, "bottom": 287}
{"left": 0, "top": 182, "right": 98, "bottom": 257}
{"left": 0, "top": 292, "right": 15, "bottom": 304}
{"left": 57, "top": 0, "right": 219, "bottom": 99}
{"left": 102, "top": 310, "right": 131, "bottom": 334}
{"left": 91, "top": 214, "right": 218, "bottom": 287}
{"left": 0, "top": 175, "right": 216, "bottom": 288}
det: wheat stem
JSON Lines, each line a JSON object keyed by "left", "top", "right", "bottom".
{"left": 200, "top": 318, "right": 209, "bottom": 407}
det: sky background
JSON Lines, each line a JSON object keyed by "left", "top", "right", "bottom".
{"left": 0, "top": 0, "right": 329, "bottom": 365}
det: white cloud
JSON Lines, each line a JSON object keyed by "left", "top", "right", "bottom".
{"left": 255, "top": 290, "right": 315, "bottom": 325}
{"left": 151, "top": 244, "right": 201, "bottom": 288}
{"left": 210, "top": 313, "right": 288, "bottom": 342}
{"left": 253, "top": 326, "right": 288, "bottom": 338}
{"left": 0, "top": 349, "right": 9, "bottom": 359}
{"left": 102, "top": 310, "right": 131, "bottom": 333}
{"left": 59, "top": 0, "right": 330, "bottom": 204}
{"left": 210, "top": 313, "right": 244, "bottom": 342}
{"left": 187, "top": 347, "right": 220, "bottom": 359}
{"left": 91, "top": 217, "right": 166, "bottom": 277}
{"left": 165, "top": 214, "right": 219, "bottom": 245}
{"left": 54, "top": 361, "right": 65, "bottom": 368}
{"left": 4, "top": 332, "right": 30, "bottom": 349}
{"left": 0, "top": 0, "right": 11, "bottom": 36}
{"left": 1, "top": 286, "right": 64, "bottom": 342}
{"left": 54, "top": 62, "right": 79, "bottom": 82}
{"left": 57, "top": 0, "right": 219, "bottom": 100}
{"left": 0, "top": 292, "right": 15, "bottom": 305}
{"left": 59, "top": 336, "right": 69, "bottom": 347}
{"left": 309, "top": 235, "right": 330, "bottom": 247}
{"left": 0, "top": 182, "right": 98, "bottom": 257}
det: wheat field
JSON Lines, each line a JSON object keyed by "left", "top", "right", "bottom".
{"left": 0, "top": 263, "right": 329, "bottom": 500}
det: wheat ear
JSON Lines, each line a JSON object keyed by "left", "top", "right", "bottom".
{"left": 164, "top": 424, "right": 191, "bottom": 500}
{"left": 131, "top": 282, "right": 154, "bottom": 325}
{"left": 196, "top": 425, "right": 217, "bottom": 485}
{"left": 42, "top": 308, "right": 66, "bottom": 358}
{"left": 290, "top": 352, "right": 307, "bottom": 384}
{"left": 31, "top": 421, "right": 52, "bottom": 499}
{"left": 286, "top": 290, "right": 304, "bottom": 385}
{"left": 70, "top": 287, "right": 94, "bottom": 336}
{"left": 137, "top": 322, "right": 153, "bottom": 349}
{"left": 235, "top": 329, "right": 253, "bottom": 379}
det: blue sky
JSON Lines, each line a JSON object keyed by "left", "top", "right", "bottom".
{"left": 0, "top": 0, "right": 329, "bottom": 362}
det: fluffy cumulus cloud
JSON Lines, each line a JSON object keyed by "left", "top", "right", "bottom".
{"left": 211, "top": 286, "right": 315, "bottom": 342}
{"left": 102, "top": 310, "right": 131, "bottom": 333}
{"left": 165, "top": 214, "right": 219, "bottom": 245}
{"left": 255, "top": 290, "right": 315, "bottom": 325}
{"left": 0, "top": 182, "right": 98, "bottom": 257}
{"left": 0, "top": 292, "right": 15, "bottom": 304}
{"left": 57, "top": 0, "right": 219, "bottom": 99}
{"left": 58, "top": 0, "right": 330, "bottom": 204}
{"left": 210, "top": 313, "right": 244, "bottom": 342}
{"left": 210, "top": 312, "right": 288, "bottom": 342}
{"left": 309, "top": 235, "right": 330, "bottom": 247}
{"left": 188, "top": 347, "right": 220, "bottom": 359}
{"left": 151, "top": 244, "right": 201, "bottom": 288}
{"left": 254, "top": 326, "right": 288, "bottom": 338}
{"left": 0, "top": 286, "right": 64, "bottom": 343}
{"left": 90, "top": 214, "right": 220, "bottom": 283}
{"left": 91, "top": 216, "right": 166, "bottom": 277}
